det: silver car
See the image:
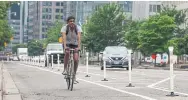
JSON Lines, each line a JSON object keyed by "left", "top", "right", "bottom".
{"left": 101, "top": 46, "right": 131, "bottom": 70}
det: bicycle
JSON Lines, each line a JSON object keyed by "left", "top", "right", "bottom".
{"left": 65, "top": 48, "right": 80, "bottom": 91}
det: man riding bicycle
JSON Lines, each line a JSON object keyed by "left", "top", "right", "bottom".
{"left": 61, "top": 16, "right": 82, "bottom": 83}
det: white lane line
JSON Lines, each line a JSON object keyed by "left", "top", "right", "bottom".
{"left": 149, "top": 86, "right": 188, "bottom": 96}
{"left": 18, "top": 63, "right": 157, "bottom": 100}
{"left": 147, "top": 77, "right": 170, "bottom": 88}
{"left": 147, "top": 75, "right": 176, "bottom": 88}
{"left": 77, "top": 71, "right": 127, "bottom": 80}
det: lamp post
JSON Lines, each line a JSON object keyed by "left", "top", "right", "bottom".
{"left": 166, "top": 46, "right": 178, "bottom": 96}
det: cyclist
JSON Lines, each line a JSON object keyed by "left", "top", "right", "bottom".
{"left": 61, "top": 16, "right": 82, "bottom": 84}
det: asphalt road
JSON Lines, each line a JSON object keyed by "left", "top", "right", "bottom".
{"left": 3, "top": 61, "right": 188, "bottom": 100}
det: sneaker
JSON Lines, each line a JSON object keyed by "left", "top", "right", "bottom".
{"left": 74, "top": 79, "right": 79, "bottom": 84}
{"left": 62, "top": 70, "right": 67, "bottom": 75}
{"left": 74, "top": 76, "right": 79, "bottom": 84}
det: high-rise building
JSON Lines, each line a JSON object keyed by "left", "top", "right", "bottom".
{"left": 132, "top": 1, "right": 161, "bottom": 20}
{"left": 28, "top": 1, "right": 66, "bottom": 40}
{"left": 8, "top": 1, "right": 29, "bottom": 45}
{"left": 8, "top": 3, "right": 21, "bottom": 45}
{"left": 75, "top": 1, "right": 132, "bottom": 26}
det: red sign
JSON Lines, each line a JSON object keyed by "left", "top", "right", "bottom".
{"left": 151, "top": 54, "right": 156, "bottom": 59}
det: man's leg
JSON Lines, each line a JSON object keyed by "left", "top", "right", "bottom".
{"left": 73, "top": 49, "right": 79, "bottom": 74}
{"left": 73, "top": 48, "right": 79, "bottom": 83}
{"left": 62, "top": 49, "right": 70, "bottom": 75}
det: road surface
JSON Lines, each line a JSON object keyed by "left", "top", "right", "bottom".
{"left": 2, "top": 61, "right": 188, "bottom": 100}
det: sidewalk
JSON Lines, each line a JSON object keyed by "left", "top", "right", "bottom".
{"left": 0, "top": 62, "right": 22, "bottom": 100}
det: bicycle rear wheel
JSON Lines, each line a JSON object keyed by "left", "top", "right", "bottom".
{"left": 69, "top": 60, "right": 75, "bottom": 91}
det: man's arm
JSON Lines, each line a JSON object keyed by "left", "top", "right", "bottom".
{"left": 77, "top": 25, "right": 82, "bottom": 49}
{"left": 77, "top": 32, "right": 81, "bottom": 49}
{"left": 62, "top": 32, "right": 66, "bottom": 49}
{"left": 61, "top": 26, "right": 66, "bottom": 49}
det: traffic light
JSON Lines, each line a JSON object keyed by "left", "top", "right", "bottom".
{"left": 4, "top": 42, "right": 7, "bottom": 47}
{"left": 58, "top": 36, "right": 63, "bottom": 43}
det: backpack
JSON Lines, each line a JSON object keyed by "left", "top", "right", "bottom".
{"left": 66, "top": 25, "right": 78, "bottom": 35}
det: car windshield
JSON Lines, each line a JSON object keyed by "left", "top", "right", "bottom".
{"left": 105, "top": 47, "right": 128, "bottom": 54}
{"left": 47, "top": 44, "right": 63, "bottom": 51}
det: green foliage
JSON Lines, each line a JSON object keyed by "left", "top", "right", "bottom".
{"left": 46, "top": 21, "right": 65, "bottom": 45}
{"left": 0, "top": 20, "right": 13, "bottom": 51}
{"left": 139, "top": 15, "right": 176, "bottom": 54}
{"left": 83, "top": 3, "right": 126, "bottom": 52}
{"left": 28, "top": 40, "right": 44, "bottom": 56}
{"left": 125, "top": 5, "right": 188, "bottom": 56}
{"left": 124, "top": 21, "right": 142, "bottom": 51}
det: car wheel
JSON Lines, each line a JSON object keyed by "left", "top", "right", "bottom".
{"left": 126, "top": 67, "right": 132, "bottom": 70}
{"left": 101, "top": 66, "right": 104, "bottom": 70}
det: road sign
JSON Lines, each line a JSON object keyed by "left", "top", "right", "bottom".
{"left": 152, "top": 54, "right": 156, "bottom": 59}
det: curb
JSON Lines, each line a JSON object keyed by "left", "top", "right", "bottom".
{"left": 1, "top": 62, "right": 3, "bottom": 100}
{"left": 2, "top": 63, "right": 22, "bottom": 100}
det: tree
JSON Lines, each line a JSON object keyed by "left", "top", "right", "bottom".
{"left": 160, "top": 5, "right": 188, "bottom": 55}
{"left": 138, "top": 15, "right": 176, "bottom": 55}
{"left": 46, "top": 21, "right": 65, "bottom": 45}
{"left": 28, "top": 40, "right": 44, "bottom": 56}
{"left": 124, "top": 21, "right": 142, "bottom": 51}
{"left": 82, "top": 3, "right": 126, "bottom": 52}
{"left": 0, "top": 1, "right": 19, "bottom": 50}
{"left": 0, "top": 20, "right": 13, "bottom": 50}
{"left": 12, "top": 44, "right": 27, "bottom": 54}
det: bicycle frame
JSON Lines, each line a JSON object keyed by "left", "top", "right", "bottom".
{"left": 66, "top": 49, "right": 75, "bottom": 91}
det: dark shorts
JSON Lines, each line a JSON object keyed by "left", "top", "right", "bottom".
{"left": 66, "top": 44, "right": 78, "bottom": 49}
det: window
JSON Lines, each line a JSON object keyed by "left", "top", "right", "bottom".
{"left": 42, "top": 2, "right": 46, "bottom": 6}
{"left": 124, "top": 1, "right": 132, "bottom": 12}
{"left": 149, "top": 5, "right": 152, "bottom": 12}
{"left": 42, "top": 22, "right": 45, "bottom": 25}
{"left": 153, "top": 5, "right": 157, "bottom": 12}
{"left": 56, "top": 9, "right": 60, "bottom": 13}
{"left": 157, "top": 5, "right": 161, "bottom": 12}
{"left": 46, "top": 8, "right": 48, "bottom": 12}
{"left": 42, "top": 28, "right": 45, "bottom": 32}
{"left": 61, "top": 9, "right": 63, "bottom": 13}
{"left": 42, "top": 8, "right": 46, "bottom": 13}
{"left": 42, "top": 34, "right": 47, "bottom": 38}
{"left": 48, "top": 15, "right": 51, "bottom": 19}
{"left": 49, "top": 8, "right": 52, "bottom": 13}
{"left": 55, "top": 15, "right": 60, "bottom": 19}
{"left": 56, "top": 2, "right": 60, "bottom": 6}
{"left": 42, "top": 15, "right": 46, "bottom": 19}
{"left": 61, "top": 2, "right": 64, "bottom": 6}
{"left": 48, "top": 2, "right": 52, "bottom": 6}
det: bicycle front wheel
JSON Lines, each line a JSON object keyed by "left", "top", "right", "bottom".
{"left": 66, "top": 76, "right": 70, "bottom": 90}
{"left": 66, "top": 62, "right": 71, "bottom": 90}
{"left": 69, "top": 60, "right": 75, "bottom": 91}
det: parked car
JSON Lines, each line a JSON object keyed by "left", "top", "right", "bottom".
{"left": 100, "top": 46, "right": 133, "bottom": 70}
